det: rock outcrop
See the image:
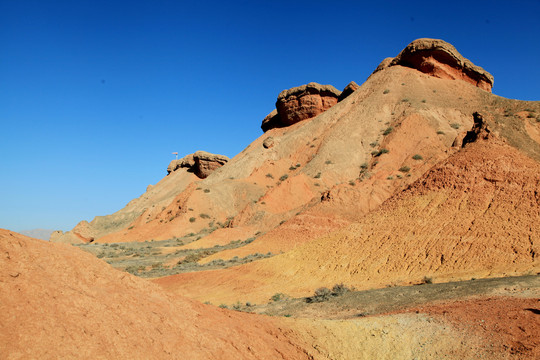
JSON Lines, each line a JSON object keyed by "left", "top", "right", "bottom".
{"left": 372, "top": 39, "right": 494, "bottom": 92}
{"left": 276, "top": 82, "right": 341, "bottom": 126}
{"left": 462, "top": 112, "right": 491, "bottom": 146}
{"left": 167, "top": 151, "right": 229, "bottom": 179}
{"left": 338, "top": 81, "right": 359, "bottom": 102}
{"left": 261, "top": 109, "right": 282, "bottom": 132}
{"left": 261, "top": 82, "right": 342, "bottom": 132}
{"left": 167, "top": 154, "right": 195, "bottom": 173}
{"left": 262, "top": 136, "right": 274, "bottom": 149}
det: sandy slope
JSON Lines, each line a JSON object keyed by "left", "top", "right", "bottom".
{"left": 0, "top": 229, "right": 313, "bottom": 359}
{"left": 2, "top": 229, "right": 515, "bottom": 359}
{"left": 155, "top": 135, "right": 539, "bottom": 304}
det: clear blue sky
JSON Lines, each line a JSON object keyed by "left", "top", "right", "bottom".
{"left": 1, "top": 0, "right": 539, "bottom": 232}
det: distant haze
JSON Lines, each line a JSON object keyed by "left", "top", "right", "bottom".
{"left": 18, "top": 229, "right": 55, "bottom": 241}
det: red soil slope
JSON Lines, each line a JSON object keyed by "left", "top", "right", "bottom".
{"left": 0, "top": 229, "right": 313, "bottom": 359}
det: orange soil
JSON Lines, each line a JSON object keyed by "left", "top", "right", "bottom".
{"left": 0, "top": 229, "right": 314, "bottom": 359}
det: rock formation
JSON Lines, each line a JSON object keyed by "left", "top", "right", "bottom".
{"left": 462, "top": 112, "right": 491, "bottom": 146}
{"left": 372, "top": 38, "right": 494, "bottom": 92}
{"left": 262, "top": 136, "right": 274, "bottom": 149}
{"left": 261, "top": 109, "right": 282, "bottom": 132}
{"left": 261, "top": 82, "right": 343, "bottom": 132}
{"left": 167, "top": 151, "right": 229, "bottom": 178}
{"left": 338, "top": 81, "right": 359, "bottom": 102}
{"left": 276, "top": 82, "right": 341, "bottom": 126}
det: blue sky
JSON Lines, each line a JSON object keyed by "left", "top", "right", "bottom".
{"left": 1, "top": 0, "right": 539, "bottom": 232}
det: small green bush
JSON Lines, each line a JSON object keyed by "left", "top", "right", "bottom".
{"left": 314, "top": 172, "right": 321, "bottom": 179}
{"left": 308, "top": 287, "right": 332, "bottom": 303}
{"left": 279, "top": 174, "right": 288, "bottom": 181}
{"left": 383, "top": 89, "right": 390, "bottom": 94}
{"left": 266, "top": 173, "right": 274, "bottom": 179}
{"left": 270, "top": 293, "right": 286, "bottom": 302}
{"left": 373, "top": 148, "right": 389, "bottom": 157}
{"left": 199, "top": 213, "right": 211, "bottom": 219}
{"left": 189, "top": 217, "right": 196, "bottom": 223}
{"left": 399, "top": 166, "right": 411, "bottom": 173}
{"left": 289, "top": 166, "right": 296, "bottom": 171}
{"left": 203, "top": 189, "right": 210, "bottom": 193}
{"left": 331, "top": 283, "right": 350, "bottom": 296}
{"left": 450, "top": 123, "right": 460, "bottom": 129}
{"left": 412, "top": 154, "right": 423, "bottom": 160}
{"left": 436, "top": 130, "right": 445, "bottom": 135}
{"left": 383, "top": 127, "right": 393, "bottom": 136}
{"left": 325, "top": 160, "right": 332, "bottom": 165}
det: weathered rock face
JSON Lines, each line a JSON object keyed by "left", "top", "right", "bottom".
{"left": 462, "top": 112, "right": 491, "bottom": 146}
{"left": 261, "top": 82, "right": 343, "bottom": 132}
{"left": 276, "top": 82, "right": 341, "bottom": 126}
{"left": 338, "top": 81, "right": 359, "bottom": 102}
{"left": 193, "top": 151, "right": 229, "bottom": 178}
{"left": 389, "top": 38, "right": 494, "bottom": 92}
{"left": 261, "top": 109, "right": 282, "bottom": 132}
{"left": 167, "top": 151, "right": 229, "bottom": 179}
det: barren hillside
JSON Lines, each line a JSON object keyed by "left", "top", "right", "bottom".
{"left": 155, "top": 129, "right": 539, "bottom": 304}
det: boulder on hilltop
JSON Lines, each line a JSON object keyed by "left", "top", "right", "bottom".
{"left": 276, "top": 82, "right": 341, "bottom": 126}
{"left": 262, "top": 82, "right": 348, "bottom": 132}
{"left": 167, "top": 151, "right": 229, "bottom": 179}
{"left": 373, "top": 38, "right": 494, "bottom": 91}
